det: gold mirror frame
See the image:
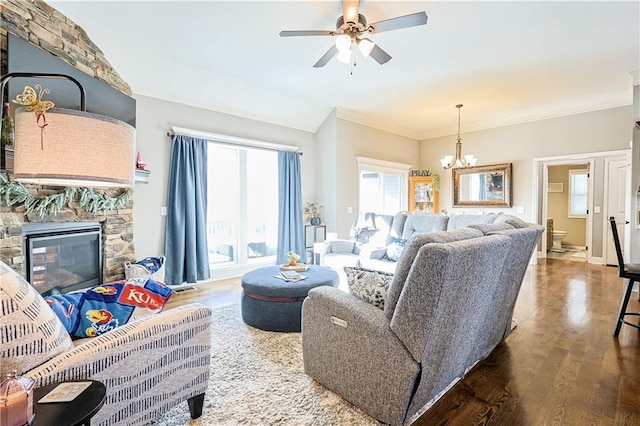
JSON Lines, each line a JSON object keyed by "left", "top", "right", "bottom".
{"left": 453, "top": 163, "right": 512, "bottom": 207}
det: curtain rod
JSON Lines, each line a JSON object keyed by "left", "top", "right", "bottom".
{"left": 167, "top": 126, "right": 302, "bottom": 155}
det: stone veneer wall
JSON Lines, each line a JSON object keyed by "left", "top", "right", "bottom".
{"left": 0, "top": 0, "right": 136, "bottom": 282}
{"left": 1, "top": 0, "right": 131, "bottom": 94}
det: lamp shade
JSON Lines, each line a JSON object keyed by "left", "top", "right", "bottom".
{"left": 358, "top": 38, "right": 375, "bottom": 57}
{"left": 14, "top": 108, "right": 135, "bottom": 187}
{"left": 335, "top": 34, "right": 352, "bottom": 52}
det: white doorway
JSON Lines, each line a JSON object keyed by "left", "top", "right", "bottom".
{"left": 604, "top": 157, "right": 629, "bottom": 266}
{"left": 533, "top": 149, "right": 630, "bottom": 264}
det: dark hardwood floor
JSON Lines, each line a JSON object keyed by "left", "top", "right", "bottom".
{"left": 416, "top": 258, "right": 640, "bottom": 425}
{"left": 166, "top": 258, "right": 640, "bottom": 425}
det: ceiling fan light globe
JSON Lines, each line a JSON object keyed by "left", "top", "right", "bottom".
{"left": 358, "top": 38, "right": 375, "bottom": 57}
{"left": 335, "top": 34, "right": 352, "bottom": 52}
{"left": 336, "top": 50, "right": 351, "bottom": 64}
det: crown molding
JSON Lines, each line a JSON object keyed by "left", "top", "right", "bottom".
{"left": 336, "top": 108, "right": 420, "bottom": 140}
{"left": 416, "top": 99, "right": 633, "bottom": 140}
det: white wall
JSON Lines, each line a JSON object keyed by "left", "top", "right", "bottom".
{"left": 420, "top": 106, "right": 633, "bottom": 259}
{"left": 630, "top": 78, "right": 640, "bottom": 263}
{"left": 314, "top": 109, "right": 338, "bottom": 231}
{"left": 420, "top": 106, "right": 633, "bottom": 218}
{"left": 132, "top": 94, "right": 315, "bottom": 259}
{"left": 334, "top": 119, "right": 420, "bottom": 237}
{"left": 132, "top": 94, "right": 633, "bottom": 267}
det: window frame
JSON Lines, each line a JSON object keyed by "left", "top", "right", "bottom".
{"left": 356, "top": 156, "right": 412, "bottom": 215}
{"left": 568, "top": 169, "right": 589, "bottom": 218}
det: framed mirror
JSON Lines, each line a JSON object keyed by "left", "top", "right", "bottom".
{"left": 453, "top": 163, "right": 512, "bottom": 207}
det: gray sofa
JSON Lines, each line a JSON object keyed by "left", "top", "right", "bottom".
{"left": 302, "top": 223, "right": 544, "bottom": 425}
{"left": 320, "top": 212, "right": 526, "bottom": 273}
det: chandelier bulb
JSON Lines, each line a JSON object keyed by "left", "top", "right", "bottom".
{"left": 441, "top": 104, "right": 476, "bottom": 169}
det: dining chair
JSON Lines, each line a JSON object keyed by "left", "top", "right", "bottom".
{"left": 608, "top": 216, "right": 640, "bottom": 337}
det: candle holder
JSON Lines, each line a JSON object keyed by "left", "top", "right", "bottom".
{"left": 0, "top": 371, "right": 35, "bottom": 426}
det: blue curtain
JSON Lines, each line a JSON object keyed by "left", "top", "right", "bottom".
{"left": 479, "top": 174, "right": 486, "bottom": 201}
{"left": 164, "top": 135, "right": 210, "bottom": 284}
{"left": 277, "top": 151, "right": 305, "bottom": 264}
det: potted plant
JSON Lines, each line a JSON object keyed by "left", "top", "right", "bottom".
{"left": 303, "top": 202, "right": 324, "bottom": 226}
{"left": 287, "top": 251, "right": 301, "bottom": 266}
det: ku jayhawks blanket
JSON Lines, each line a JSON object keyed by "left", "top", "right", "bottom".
{"left": 46, "top": 278, "right": 173, "bottom": 338}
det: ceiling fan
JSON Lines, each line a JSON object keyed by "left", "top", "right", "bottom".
{"left": 279, "top": 0, "right": 428, "bottom": 68}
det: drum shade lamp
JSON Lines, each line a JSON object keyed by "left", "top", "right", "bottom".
{"left": 0, "top": 73, "right": 135, "bottom": 188}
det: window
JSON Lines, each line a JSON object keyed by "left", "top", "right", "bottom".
{"left": 569, "top": 170, "right": 588, "bottom": 217}
{"left": 207, "top": 144, "right": 278, "bottom": 269}
{"left": 356, "top": 157, "right": 411, "bottom": 214}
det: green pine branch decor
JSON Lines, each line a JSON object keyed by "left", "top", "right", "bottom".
{"left": 431, "top": 173, "right": 440, "bottom": 191}
{"left": 0, "top": 174, "right": 131, "bottom": 216}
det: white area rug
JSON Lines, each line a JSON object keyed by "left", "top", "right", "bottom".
{"left": 154, "top": 303, "right": 378, "bottom": 425}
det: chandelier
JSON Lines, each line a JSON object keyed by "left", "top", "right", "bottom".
{"left": 440, "top": 104, "right": 477, "bottom": 169}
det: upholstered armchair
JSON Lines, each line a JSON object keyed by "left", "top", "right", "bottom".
{"left": 0, "top": 261, "right": 212, "bottom": 426}
{"left": 302, "top": 225, "right": 543, "bottom": 425}
{"left": 319, "top": 212, "right": 406, "bottom": 271}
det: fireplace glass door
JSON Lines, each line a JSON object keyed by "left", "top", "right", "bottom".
{"left": 23, "top": 223, "right": 102, "bottom": 295}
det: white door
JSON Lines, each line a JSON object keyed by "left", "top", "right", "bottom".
{"left": 605, "top": 159, "right": 628, "bottom": 266}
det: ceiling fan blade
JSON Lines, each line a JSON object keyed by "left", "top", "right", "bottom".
{"left": 341, "top": 0, "right": 360, "bottom": 24}
{"left": 279, "top": 30, "right": 334, "bottom": 37}
{"left": 369, "top": 44, "right": 392, "bottom": 65}
{"left": 369, "top": 11, "right": 428, "bottom": 34}
{"left": 313, "top": 45, "right": 339, "bottom": 68}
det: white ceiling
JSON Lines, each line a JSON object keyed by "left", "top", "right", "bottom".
{"left": 48, "top": 1, "right": 640, "bottom": 140}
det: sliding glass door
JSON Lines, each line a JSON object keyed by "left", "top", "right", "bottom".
{"left": 207, "top": 143, "right": 278, "bottom": 270}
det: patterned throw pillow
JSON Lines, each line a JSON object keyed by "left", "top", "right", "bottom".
{"left": 385, "top": 237, "right": 407, "bottom": 262}
{"left": 344, "top": 267, "right": 394, "bottom": 310}
{"left": 0, "top": 261, "right": 74, "bottom": 377}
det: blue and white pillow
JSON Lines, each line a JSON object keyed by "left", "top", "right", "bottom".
{"left": 385, "top": 237, "right": 407, "bottom": 262}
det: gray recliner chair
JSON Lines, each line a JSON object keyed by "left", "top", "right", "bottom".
{"left": 302, "top": 225, "right": 543, "bottom": 425}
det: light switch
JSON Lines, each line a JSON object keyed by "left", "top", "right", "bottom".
{"left": 516, "top": 206, "right": 525, "bottom": 214}
{"left": 161, "top": 206, "right": 167, "bottom": 216}
{"left": 594, "top": 206, "right": 601, "bottom": 214}
{"left": 347, "top": 207, "right": 353, "bottom": 214}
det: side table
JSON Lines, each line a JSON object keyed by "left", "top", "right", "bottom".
{"left": 33, "top": 380, "right": 106, "bottom": 426}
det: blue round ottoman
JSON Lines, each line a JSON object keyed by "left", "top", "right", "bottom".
{"left": 241, "top": 265, "right": 339, "bottom": 332}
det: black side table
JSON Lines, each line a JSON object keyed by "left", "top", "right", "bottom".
{"left": 33, "top": 380, "right": 106, "bottom": 426}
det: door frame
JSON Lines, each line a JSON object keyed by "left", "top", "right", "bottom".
{"left": 602, "top": 154, "right": 632, "bottom": 265}
{"left": 532, "top": 149, "right": 629, "bottom": 264}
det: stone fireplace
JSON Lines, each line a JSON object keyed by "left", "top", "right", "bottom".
{"left": 0, "top": 1, "right": 137, "bottom": 285}
{"left": 0, "top": 188, "right": 134, "bottom": 285}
